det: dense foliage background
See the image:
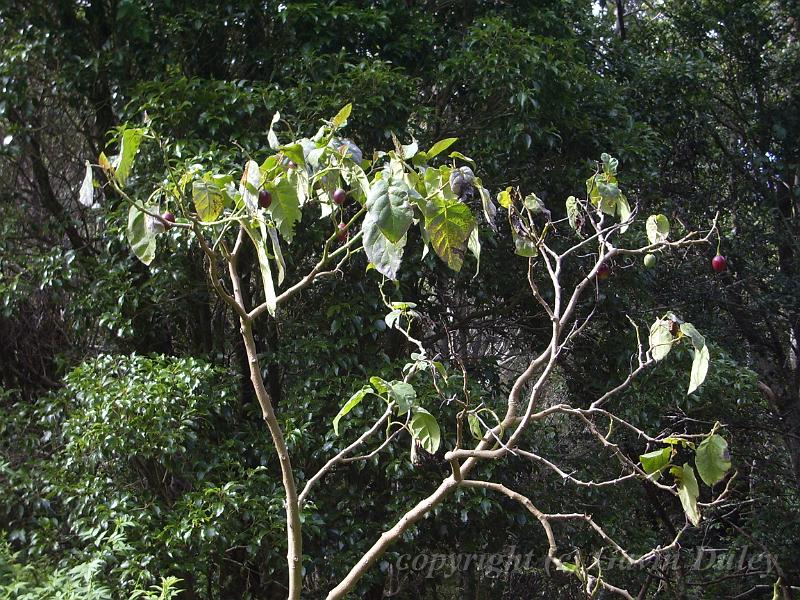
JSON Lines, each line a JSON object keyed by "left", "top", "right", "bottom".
{"left": 1, "top": 0, "right": 798, "bottom": 598}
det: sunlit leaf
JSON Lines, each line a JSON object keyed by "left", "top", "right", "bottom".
{"left": 333, "top": 385, "right": 373, "bottom": 435}
{"left": 409, "top": 408, "right": 441, "bottom": 453}
{"left": 695, "top": 434, "right": 731, "bottom": 486}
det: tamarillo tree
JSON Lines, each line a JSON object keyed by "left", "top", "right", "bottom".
{"left": 86, "top": 105, "right": 748, "bottom": 599}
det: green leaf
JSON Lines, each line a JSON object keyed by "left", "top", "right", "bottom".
{"left": 616, "top": 193, "right": 631, "bottom": 232}
{"left": 497, "top": 188, "right": 512, "bottom": 209}
{"left": 333, "top": 386, "right": 373, "bottom": 435}
{"left": 409, "top": 408, "right": 441, "bottom": 453}
{"left": 331, "top": 103, "right": 352, "bottom": 129}
{"left": 242, "top": 220, "right": 277, "bottom": 316}
{"left": 467, "top": 226, "right": 481, "bottom": 276}
{"left": 448, "top": 151, "right": 475, "bottom": 167}
{"left": 240, "top": 160, "right": 261, "bottom": 213}
{"left": 361, "top": 211, "right": 406, "bottom": 279}
{"left": 477, "top": 184, "right": 497, "bottom": 230}
{"left": 268, "top": 111, "right": 281, "bottom": 149}
{"left": 680, "top": 322, "right": 705, "bottom": 349}
{"left": 388, "top": 381, "right": 416, "bottom": 415}
{"left": 113, "top": 128, "right": 145, "bottom": 186}
{"left": 467, "top": 413, "right": 483, "bottom": 440}
{"left": 366, "top": 177, "right": 414, "bottom": 243}
{"left": 523, "top": 193, "right": 546, "bottom": 214}
{"left": 127, "top": 205, "right": 157, "bottom": 265}
{"left": 267, "top": 174, "right": 302, "bottom": 242}
{"left": 427, "top": 138, "right": 458, "bottom": 158}
{"left": 674, "top": 463, "right": 701, "bottom": 526}
{"left": 192, "top": 181, "right": 224, "bottom": 222}
{"left": 688, "top": 344, "right": 710, "bottom": 395}
{"left": 369, "top": 376, "right": 389, "bottom": 395}
{"left": 601, "top": 153, "right": 618, "bottom": 176}
{"left": 695, "top": 434, "right": 731, "bottom": 486}
{"left": 640, "top": 447, "right": 672, "bottom": 476}
{"left": 646, "top": 214, "right": 670, "bottom": 244}
{"left": 267, "top": 225, "right": 286, "bottom": 286}
{"left": 566, "top": 196, "right": 582, "bottom": 235}
{"left": 649, "top": 318, "right": 674, "bottom": 361}
{"left": 423, "top": 196, "right": 475, "bottom": 271}
{"left": 661, "top": 437, "right": 696, "bottom": 450}
{"left": 79, "top": 161, "right": 94, "bottom": 207}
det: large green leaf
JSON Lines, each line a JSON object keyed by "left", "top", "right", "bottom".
{"left": 388, "top": 381, "right": 416, "bottom": 415}
{"left": 674, "top": 464, "right": 701, "bottom": 526}
{"left": 362, "top": 211, "right": 406, "bottom": 279}
{"left": 333, "top": 385, "right": 373, "bottom": 435}
{"left": 427, "top": 138, "right": 458, "bottom": 158}
{"left": 127, "top": 204, "right": 157, "bottom": 265}
{"left": 266, "top": 174, "right": 302, "bottom": 242}
{"left": 649, "top": 318, "right": 674, "bottom": 361}
{"left": 646, "top": 214, "right": 670, "bottom": 244}
{"left": 113, "top": 128, "right": 145, "bottom": 186}
{"left": 640, "top": 447, "right": 672, "bottom": 477}
{"left": 192, "top": 181, "right": 224, "bottom": 222}
{"left": 366, "top": 178, "right": 414, "bottom": 243}
{"left": 423, "top": 196, "right": 475, "bottom": 271}
{"left": 242, "top": 220, "right": 277, "bottom": 316}
{"left": 409, "top": 408, "right": 441, "bottom": 453}
{"left": 679, "top": 322, "right": 705, "bottom": 349}
{"left": 695, "top": 434, "right": 731, "bottom": 486}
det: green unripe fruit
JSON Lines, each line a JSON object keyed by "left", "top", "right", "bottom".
{"left": 644, "top": 254, "right": 656, "bottom": 268}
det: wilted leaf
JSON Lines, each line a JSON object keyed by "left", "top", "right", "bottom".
{"left": 79, "top": 161, "right": 94, "bottom": 207}
{"left": 649, "top": 318, "right": 674, "bottom": 361}
{"left": 674, "top": 464, "right": 701, "bottom": 526}
{"left": 688, "top": 344, "right": 710, "bottom": 395}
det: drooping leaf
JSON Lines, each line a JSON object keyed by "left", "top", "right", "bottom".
{"left": 688, "top": 344, "right": 710, "bottom": 395}
{"left": 566, "top": 196, "right": 583, "bottom": 236}
{"left": 467, "top": 226, "right": 481, "bottom": 276}
{"left": 366, "top": 177, "right": 414, "bottom": 243}
{"left": 649, "top": 318, "right": 674, "bottom": 361}
{"left": 239, "top": 160, "right": 261, "bottom": 214}
{"left": 369, "top": 376, "right": 389, "bottom": 395}
{"left": 388, "top": 381, "right": 416, "bottom": 415}
{"left": 79, "top": 161, "right": 94, "bottom": 207}
{"left": 680, "top": 322, "right": 705, "bottom": 349}
{"left": 616, "top": 193, "right": 631, "bottom": 232}
{"left": 333, "top": 386, "right": 373, "bottom": 435}
{"left": 409, "top": 408, "right": 441, "bottom": 453}
{"left": 423, "top": 196, "right": 475, "bottom": 271}
{"left": 192, "top": 181, "right": 224, "bottom": 222}
{"left": 267, "top": 225, "right": 286, "bottom": 285}
{"left": 467, "top": 413, "right": 483, "bottom": 440}
{"left": 362, "top": 211, "right": 406, "bottom": 279}
{"left": 268, "top": 111, "right": 281, "bottom": 149}
{"left": 477, "top": 185, "right": 497, "bottom": 230}
{"left": 640, "top": 447, "right": 672, "bottom": 476}
{"left": 695, "top": 434, "right": 731, "bottom": 486}
{"left": 127, "top": 204, "right": 157, "bottom": 265}
{"left": 646, "top": 214, "right": 670, "bottom": 244}
{"left": 674, "top": 464, "right": 701, "bottom": 526}
{"left": 427, "top": 138, "right": 458, "bottom": 158}
{"left": 331, "top": 103, "right": 352, "bottom": 129}
{"left": 113, "top": 128, "right": 145, "bottom": 186}
{"left": 242, "top": 220, "right": 277, "bottom": 316}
